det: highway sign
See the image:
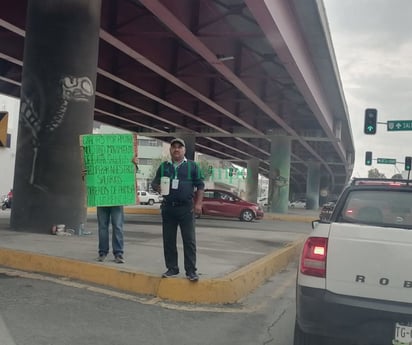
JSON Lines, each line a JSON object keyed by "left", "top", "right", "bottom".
{"left": 387, "top": 120, "right": 412, "bottom": 131}
{"left": 377, "top": 158, "right": 396, "bottom": 164}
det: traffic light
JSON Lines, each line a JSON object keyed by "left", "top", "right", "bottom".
{"left": 405, "top": 156, "right": 411, "bottom": 171}
{"left": 364, "top": 108, "right": 377, "bottom": 134}
{"left": 365, "top": 151, "right": 372, "bottom": 166}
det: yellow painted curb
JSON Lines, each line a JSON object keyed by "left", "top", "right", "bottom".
{"left": 88, "top": 207, "right": 161, "bottom": 215}
{"left": 0, "top": 238, "right": 304, "bottom": 304}
{"left": 263, "top": 213, "right": 317, "bottom": 223}
{"left": 157, "top": 238, "right": 304, "bottom": 304}
{"left": 125, "top": 208, "right": 160, "bottom": 215}
{"left": 0, "top": 248, "right": 160, "bottom": 295}
{"left": 88, "top": 207, "right": 317, "bottom": 221}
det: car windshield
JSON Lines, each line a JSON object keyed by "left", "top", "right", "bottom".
{"left": 339, "top": 190, "right": 412, "bottom": 228}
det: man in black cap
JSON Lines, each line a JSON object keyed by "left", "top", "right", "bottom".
{"left": 151, "top": 138, "right": 204, "bottom": 281}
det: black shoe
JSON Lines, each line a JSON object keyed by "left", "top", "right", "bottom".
{"left": 162, "top": 268, "right": 179, "bottom": 278}
{"left": 114, "top": 255, "right": 125, "bottom": 264}
{"left": 186, "top": 271, "right": 199, "bottom": 282}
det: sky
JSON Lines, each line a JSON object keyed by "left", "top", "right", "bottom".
{"left": 323, "top": 0, "right": 412, "bottom": 178}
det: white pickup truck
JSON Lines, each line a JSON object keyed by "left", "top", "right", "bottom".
{"left": 294, "top": 178, "right": 412, "bottom": 345}
{"left": 137, "top": 191, "right": 162, "bottom": 205}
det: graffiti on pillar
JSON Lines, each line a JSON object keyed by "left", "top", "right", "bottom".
{"left": 20, "top": 75, "right": 94, "bottom": 188}
{"left": 45, "top": 76, "right": 94, "bottom": 131}
{"left": 268, "top": 168, "right": 289, "bottom": 208}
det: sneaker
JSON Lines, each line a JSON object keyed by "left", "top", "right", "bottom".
{"left": 114, "top": 255, "right": 125, "bottom": 264}
{"left": 162, "top": 268, "right": 179, "bottom": 278}
{"left": 186, "top": 271, "right": 199, "bottom": 282}
{"left": 97, "top": 254, "right": 107, "bottom": 262}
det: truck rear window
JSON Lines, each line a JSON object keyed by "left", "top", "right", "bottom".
{"left": 339, "top": 190, "right": 412, "bottom": 228}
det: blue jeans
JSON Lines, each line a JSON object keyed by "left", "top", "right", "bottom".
{"left": 97, "top": 206, "right": 124, "bottom": 256}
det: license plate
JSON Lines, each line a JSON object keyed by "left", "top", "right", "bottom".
{"left": 394, "top": 322, "right": 412, "bottom": 344}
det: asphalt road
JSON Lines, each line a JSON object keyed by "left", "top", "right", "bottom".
{"left": 0, "top": 262, "right": 298, "bottom": 345}
{"left": 121, "top": 212, "right": 313, "bottom": 233}
{"left": 0, "top": 208, "right": 316, "bottom": 345}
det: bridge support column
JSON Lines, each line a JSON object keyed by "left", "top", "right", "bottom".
{"left": 11, "top": 0, "right": 101, "bottom": 232}
{"left": 268, "top": 135, "right": 291, "bottom": 213}
{"left": 306, "top": 162, "right": 321, "bottom": 210}
{"left": 245, "top": 158, "right": 259, "bottom": 203}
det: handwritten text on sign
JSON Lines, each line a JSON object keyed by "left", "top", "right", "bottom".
{"left": 81, "top": 134, "right": 137, "bottom": 207}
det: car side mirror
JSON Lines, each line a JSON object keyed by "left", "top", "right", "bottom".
{"left": 311, "top": 220, "right": 320, "bottom": 229}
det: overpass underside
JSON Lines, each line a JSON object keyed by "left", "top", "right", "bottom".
{"left": 0, "top": 0, "right": 354, "bottom": 230}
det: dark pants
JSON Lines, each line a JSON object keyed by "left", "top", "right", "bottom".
{"left": 161, "top": 204, "right": 196, "bottom": 274}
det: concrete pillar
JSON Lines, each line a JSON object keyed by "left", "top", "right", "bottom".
{"left": 268, "top": 135, "right": 291, "bottom": 213}
{"left": 306, "top": 162, "right": 321, "bottom": 210}
{"left": 245, "top": 158, "right": 259, "bottom": 203}
{"left": 178, "top": 133, "right": 196, "bottom": 161}
{"left": 11, "top": 0, "right": 101, "bottom": 232}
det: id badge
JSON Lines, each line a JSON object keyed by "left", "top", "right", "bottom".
{"left": 171, "top": 179, "right": 179, "bottom": 189}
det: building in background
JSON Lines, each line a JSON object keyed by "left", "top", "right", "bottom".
{"left": 0, "top": 95, "right": 19, "bottom": 197}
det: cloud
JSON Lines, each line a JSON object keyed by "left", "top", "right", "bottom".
{"left": 324, "top": 0, "right": 412, "bottom": 178}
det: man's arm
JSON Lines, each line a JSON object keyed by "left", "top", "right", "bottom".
{"left": 151, "top": 163, "right": 162, "bottom": 193}
{"left": 194, "top": 188, "right": 204, "bottom": 215}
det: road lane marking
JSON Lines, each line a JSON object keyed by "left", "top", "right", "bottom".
{"left": 0, "top": 313, "right": 17, "bottom": 345}
{"left": 0, "top": 267, "right": 294, "bottom": 313}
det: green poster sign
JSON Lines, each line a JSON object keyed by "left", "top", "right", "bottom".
{"left": 80, "top": 134, "right": 137, "bottom": 207}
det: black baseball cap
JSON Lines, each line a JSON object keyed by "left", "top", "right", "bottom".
{"left": 170, "top": 138, "right": 185, "bottom": 146}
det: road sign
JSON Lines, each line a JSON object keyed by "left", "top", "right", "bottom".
{"left": 377, "top": 158, "right": 396, "bottom": 164}
{"left": 387, "top": 120, "right": 412, "bottom": 131}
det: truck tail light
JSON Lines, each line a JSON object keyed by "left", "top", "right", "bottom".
{"left": 300, "top": 237, "right": 328, "bottom": 277}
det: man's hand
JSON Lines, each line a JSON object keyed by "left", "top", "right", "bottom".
{"left": 194, "top": 202, "right": 202, "bottom": 215}
{"left": 194, "top": 190, "right": 204, "bottom": 215}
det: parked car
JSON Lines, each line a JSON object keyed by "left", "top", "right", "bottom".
{"left": 199, "top": 189, "right": 264, "bottom": 222}
{"left": 294, "top": 178, "right": 412, "bottom": 345}
{"left": 289, "top": 199, "right": 306, "bottom": 209}
{"left": 137, "top": 191, "right": 163, "bottom": 205}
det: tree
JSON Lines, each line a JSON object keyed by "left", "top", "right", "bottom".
{"left": 196, "top": 159, "right": 214, "bottom": 180}
{"left": 368, "top": 168, "right": 386, "bottom": 179}
{"left": 391, "top": 174, "right": 403, "bottom": 179}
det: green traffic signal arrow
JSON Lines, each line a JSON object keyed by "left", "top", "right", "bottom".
{"left": 367, "top": 125, "right": 374, "bottom": 132}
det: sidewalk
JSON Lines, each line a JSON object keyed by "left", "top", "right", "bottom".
{"left": 0, "top": 208, "right": 317, "bottom": 304}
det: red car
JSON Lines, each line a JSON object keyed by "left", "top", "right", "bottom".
{"left": 199, "top": 189, "right": 264, "bottom": 222}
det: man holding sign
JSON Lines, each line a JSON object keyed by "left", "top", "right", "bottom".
{"left": 81, "top": 134, "right": 138, "bottom": 264}
{"left": 151, "top": 138, "right": 204, "bottom": 281}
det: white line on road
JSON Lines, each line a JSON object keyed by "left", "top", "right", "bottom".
{"left": 0, "top": 313, "right": 17, "bottom": 345}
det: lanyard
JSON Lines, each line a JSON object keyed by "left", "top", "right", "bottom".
{"left": 172, "top": 160, "right": 185, "bottom": 179}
